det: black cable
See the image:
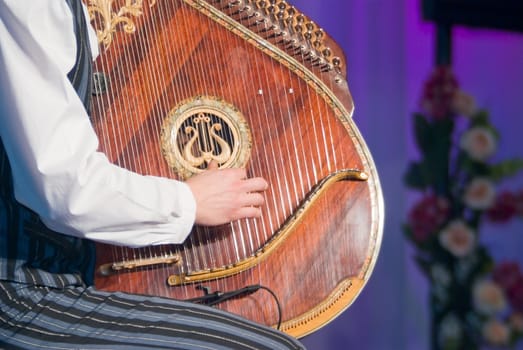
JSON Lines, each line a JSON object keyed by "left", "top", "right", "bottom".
{"left": 206, "top": 284, "right": 261, "bottom": 306}
{"left": 257, "top": 285, "right": 282, "bottom": 330}
{"left": 185, "top": 283, "right": 283, "bottom": 330}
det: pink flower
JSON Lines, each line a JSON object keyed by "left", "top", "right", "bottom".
{"left": 438, "top": 220, "right": 476, "bottom": 257}
{"left": 486, "top": 191, "right": 518, "bottom": 223}
{"left": 473, "top": 279, "right": 507, "bottom": 315}
{"left": 420, "top": 66, "right": 459, "bottom": 120}
{"left": 451, "top": 90, "right": 478, "bottom": 117}
{"left": 463, "top": 177, "right": 496, "bottom": 210}
{"left": 408, "top": 195, "right": 450, "bottom": 243}
{"left": 460, "top": 126, "right": 497, "bottom": 161}
{"left": 482, "top": 319, "right": 510, "bottom": 346}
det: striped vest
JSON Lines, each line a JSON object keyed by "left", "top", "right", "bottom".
{"left": 0, "top": 0, "right": 95, "bottom": 287}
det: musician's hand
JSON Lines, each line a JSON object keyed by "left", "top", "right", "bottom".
{"left": 185, "top": 162, "right": 268, "bottom": 226}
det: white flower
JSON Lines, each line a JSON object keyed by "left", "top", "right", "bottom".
{"left": 463, "top": 177, "right": 496, "bottom": 210}
{"left": 472, "top": 279, "right": 507, "bottom": 315}
{"left": 452, "top": 90, "right": 478, "bottom": 117}
{"left": 460, "top": 126, "right": 496, "bottom": 161}
{"left": 482, "top": 319, "right": 510, "bottom": 346}
{"left": 439, "top": 220, "right": 476, "bottom": 257}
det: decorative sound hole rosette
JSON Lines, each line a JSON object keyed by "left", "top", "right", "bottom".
{"left": 161, "top": 96, "right": 252, "bottom": 179}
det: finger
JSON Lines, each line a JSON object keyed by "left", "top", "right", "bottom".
{"left": 241, "top": 177, "right": 269, "bottom": 192}
{"left": 219, "top": 167, "right": 247, "bottom": 180}
{"left": 239, "top": 192, "right": 265, "bottom": 207}
{"left": 234, "top": 206, "right": 263, "bottom": 220}
{"left": 207, "top": 160, "right": 219, "bottom": 170}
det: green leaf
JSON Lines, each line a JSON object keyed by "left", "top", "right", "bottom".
{"left": 457, "top": 152, "right": 491, "bottom": 177}
{"left": 470, "top": 109, "right": 490, "bottom": 126}
{"left": 413, "top": 113, "right": 433, "bottom": 154}
{"left": 489, "top": 158, "right": 523, "bottom": 181}
{"left": 413, "top": 114, "right": 454, "bottom": 157}
{"left": 408, "top": 117, "right": 455, "bottom": 193}
{"left": 463, "top": 246, "right": 494, "bottom": 283}
{"left": 404, "top": 162, "right": 430, "bottom": 189}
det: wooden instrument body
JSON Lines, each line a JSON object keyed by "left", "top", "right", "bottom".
{"left": 88, "top": 0, "right": 383, "bottom": 338}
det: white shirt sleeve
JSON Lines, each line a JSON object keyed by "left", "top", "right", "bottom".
{"left": 0, "top": 0, "right": 196, "bottom": 247}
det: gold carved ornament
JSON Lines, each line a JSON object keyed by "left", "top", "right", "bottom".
{"left": 86, "top": 0, "right": 157, "bottom": 47}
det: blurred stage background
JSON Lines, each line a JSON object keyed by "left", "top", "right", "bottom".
{"left": 286, "top": 0, "right": 523, "bottom": 349}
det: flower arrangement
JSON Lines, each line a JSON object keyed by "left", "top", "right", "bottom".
{"left": 403, "top": 65, "right": 523, "bottom": 350}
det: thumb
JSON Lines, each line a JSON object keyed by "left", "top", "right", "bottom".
{"left": 207, "top": 160, "right": 219, "bottom": 170}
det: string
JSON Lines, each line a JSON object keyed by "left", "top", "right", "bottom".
{"left": 158, "top": 1, "right": 186, "bottom": 295}
{"left": 139, "top": 0, "right": 174, "bottom": 296}
{"left": 242, "top": 9, "right": 284, "bottom": 320}
{"left": 120, "top": 0, "right": 150, "bottom": 294}
{"left": 181, "top": 2, "right": 218, "bottom": 276}
{"left": 152, "top": 0, "right": 187, "bottom": 298}
{"left": 92, "top": 9, "right": 142, "bottom": 293}
{"left": 162, "top": 0, "right": 201, "bottom": 298}
{"left": 219, "top": 4, "right": 267, "bottom": 302}
{"left": 197, "top": 4, "right": 246, "bottom": 299}
{"left": 230, "top": 1, "right": 306, "bottom": 321}
{"left": 194, "top": 8, "right": 229, "bottom": 273}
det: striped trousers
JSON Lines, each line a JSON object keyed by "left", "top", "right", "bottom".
{"left": 0, "top": 280, "right": 305, "bottom": 350}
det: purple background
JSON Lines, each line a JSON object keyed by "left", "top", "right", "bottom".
{"left": 286, "top": 0, "right": 523, "bottom": 349}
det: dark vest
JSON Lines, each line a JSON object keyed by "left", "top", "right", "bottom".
{"left": 0, "top": 0, "right": 95, "bottom": 287}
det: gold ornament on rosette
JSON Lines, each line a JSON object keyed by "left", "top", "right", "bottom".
{"left": 160, "top": 95, "right": 252, "bottom": 180}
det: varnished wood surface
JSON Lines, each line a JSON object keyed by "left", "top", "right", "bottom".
{"left": 88, "top": 0, "right": 383, "bottom": 338}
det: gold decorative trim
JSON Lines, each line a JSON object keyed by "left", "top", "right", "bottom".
{"left": 97, "top": 253, "right": 181, "bottom": 276}
{"left": 280, "top": 278, "right": 364, "bottom": 338}
{"left": 160, "top": 96, "right": 252, "bottom": 180}
{"left": 166, "top": 169, "right": 368, "bottom": 286}
{"left": 86, "top": 0, "right": 158, "bottom": 47}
